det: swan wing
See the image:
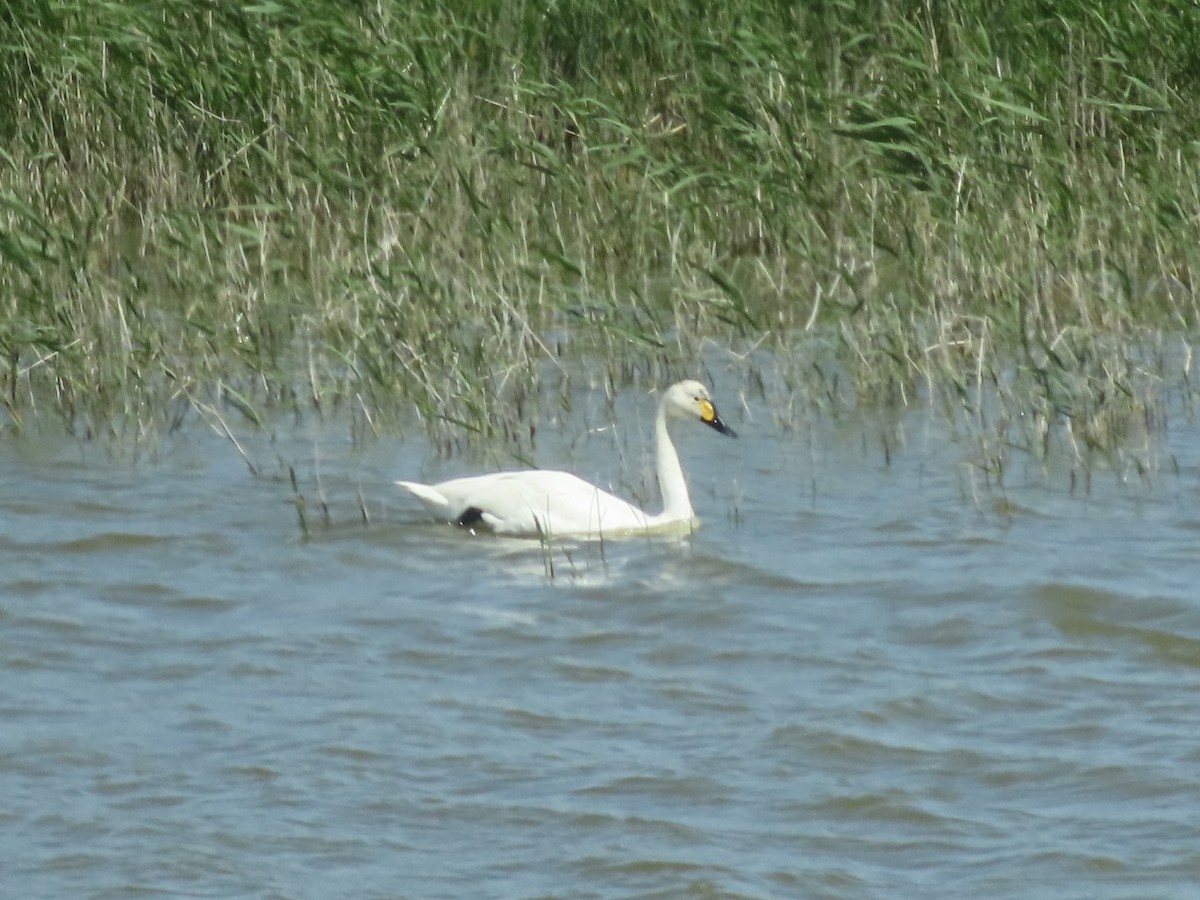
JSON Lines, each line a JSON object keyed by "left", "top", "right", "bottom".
{"left": 398, "top": 470, "right": 651, "bottom": 536}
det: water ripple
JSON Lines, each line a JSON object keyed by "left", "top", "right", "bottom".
{"left": 5, "top": 412, "right": 1200, "bottom": 898}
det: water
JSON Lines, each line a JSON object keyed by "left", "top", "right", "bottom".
{"left": 3, "top": 383, "right": 1199, "bottom": 899}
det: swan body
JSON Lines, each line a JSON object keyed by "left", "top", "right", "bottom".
{"left": 397, "top": 380, "right": 737, "bottom": 538}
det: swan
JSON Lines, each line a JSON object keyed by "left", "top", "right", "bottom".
{"left": 397, "top": 379, "right": 737, "bottom": 538}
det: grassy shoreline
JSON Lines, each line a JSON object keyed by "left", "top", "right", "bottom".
{"left": 2, "top": 1, "right": 1198, "bottom": 464}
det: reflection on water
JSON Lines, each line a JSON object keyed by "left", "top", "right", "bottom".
{"left": 2, "top": 392, "right": 1200, "bottom": 899}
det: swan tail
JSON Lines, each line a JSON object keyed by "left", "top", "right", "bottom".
{"left": 397, "top": 480, "right": 505, "bottom": 531}
{"left": 396, "top": 480, "right": 450, "bottom": 512}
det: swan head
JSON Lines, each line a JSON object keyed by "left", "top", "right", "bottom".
{"left": 663, "top": 380, "right": 738, "bottom": 438}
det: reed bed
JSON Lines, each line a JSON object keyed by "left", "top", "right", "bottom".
{"left": 2, "top": 0, "right": 1198, "bottom": 472}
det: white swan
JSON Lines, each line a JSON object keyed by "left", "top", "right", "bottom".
{"left": 397, "top": 379, "right": 737, "bottom": 538}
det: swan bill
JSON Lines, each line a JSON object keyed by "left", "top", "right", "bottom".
{"left": 699, "top": 399, "right": 738, "bottom": 438}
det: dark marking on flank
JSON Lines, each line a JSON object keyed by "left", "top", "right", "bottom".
{"left": 456, "top": 506, "right": 485, "bottom": 529}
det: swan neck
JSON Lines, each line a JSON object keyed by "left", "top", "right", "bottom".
{"left": 654, "top": 400, "right": 693, "bottom": 522}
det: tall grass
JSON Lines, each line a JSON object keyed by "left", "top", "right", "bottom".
{"left": 1, "top": 0, "right": 1198, "bottom": 467}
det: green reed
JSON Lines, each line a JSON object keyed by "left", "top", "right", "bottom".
{"left": 1, "top": 0, "right": 1198, "bottom": 467}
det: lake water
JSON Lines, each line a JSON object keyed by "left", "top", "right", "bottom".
{"left": 2, "top": 377, "right": 1199, "bottom": 899}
